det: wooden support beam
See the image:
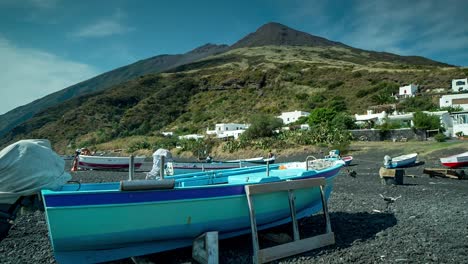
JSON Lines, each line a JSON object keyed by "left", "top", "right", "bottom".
{"left": 192, "top": 231, "right": 218, "bottom": 264}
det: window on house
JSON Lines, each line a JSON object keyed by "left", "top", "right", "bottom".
{"left": 226, "top": 127, "right": 228, "bottom": 130}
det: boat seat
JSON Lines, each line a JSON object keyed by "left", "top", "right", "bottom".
{"left": 120, "top": 179, "right": 175, "bottom": 191}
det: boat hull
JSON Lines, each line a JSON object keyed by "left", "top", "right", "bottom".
{"left": 78, "top": 155, "right": 145, "bottom": 170}
{"left": 42, "top": 164, "right": 341, "bottom": 263}
{"left": 388, "top": 153, "right": 418, "bottom": 168}
{"left": 440, "top": 152, "right": 468, "bottom": 168}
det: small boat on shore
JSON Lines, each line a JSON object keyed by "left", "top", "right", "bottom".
{"left": 41, "top": 158, "right": 344, "bottom": 263}
{"left": 77, "top": 155, "right": 146, "bottom": 170}
{"left": 385, "top": 153, "right": 418, "bottom": 168}
{"left": 325, "top": 150, "right": 353, "bottom": 166}
{"left": 171, "top": 156, "right": 276, "bottom": 174}
{"left": 440, "top": 151, "right": 468, "bottom": 168}
{"left": 341, "top": 156, "right": 353, "bottom": 166}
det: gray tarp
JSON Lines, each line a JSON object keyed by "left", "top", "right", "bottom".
{"left": 147, "top": 148, "right": 173, "bottom": 180}
{"left": 0, "top": 139, "right": 71, "bottom": 204}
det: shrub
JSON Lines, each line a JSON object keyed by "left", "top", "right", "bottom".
{"left": 413, "top": 111, "right": 440, "bottom": 130}
{"left": 242, "top": 114, "right": 283, "bottom": 139}
{"left": 308, "top": 108, "right": 337, "bottom": 126}
{"left": 434, "top": 133, "right": 446, "bottom": 142}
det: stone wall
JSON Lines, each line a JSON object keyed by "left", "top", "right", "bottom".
{"left": 349, "top": 128, "right": 427, "bottom": 141}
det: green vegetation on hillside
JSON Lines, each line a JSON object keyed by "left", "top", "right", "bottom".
{"left": 1, "top": 45, "right": 465, "bottom": 153}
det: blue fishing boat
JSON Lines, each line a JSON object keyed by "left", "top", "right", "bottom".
{"left": 169, "top": 156, "right": 276, "bottom": 175}
{"left": 41, "top": 159, "right": 344, "bottom": 263}
{"left": 384, "top": 153, "right": 418, "bottom": 168}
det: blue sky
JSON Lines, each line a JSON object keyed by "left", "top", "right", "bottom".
{"left": 1, "top": 0, "right": 467, "bottom": 114}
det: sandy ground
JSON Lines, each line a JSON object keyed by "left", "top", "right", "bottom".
{"left": 1, "top": 143, "right": 467, "bottom": 263}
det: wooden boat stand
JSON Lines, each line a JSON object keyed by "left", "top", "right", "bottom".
{"left": 423, "top": 168, "right": 466, "bottom": 180}
{"left": 244, "top": 177, "right": 335, "bottom": 264}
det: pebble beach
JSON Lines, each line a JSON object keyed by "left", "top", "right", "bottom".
{"left": 1, "top": 144, "right": 467, "bottom": 264}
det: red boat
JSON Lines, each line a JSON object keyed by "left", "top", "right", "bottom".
{"left": 440, "top": 151, "right": 468, "bottom": 168}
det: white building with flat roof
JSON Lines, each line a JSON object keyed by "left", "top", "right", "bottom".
{"left": 206, "top": 123, "right": 249, "bottom": 139}
{"left": 178, "top": 134, "right": 204, "bottom": 140}
{"left": 355, "top": 110, "right": 387, "bottom": 125}
{"left": 399, "top": 84, "right": 418, "bottom": 98}
{"left": 278, "top": 110, "right": 310, "bottom": 125}
{"left": 439, "top": 93, "right": 468, "bottom": 111}
{"left": 451, "top": 111, "right": 468, "bottom": 137}
{"left": 452, "top": 78, "right": 468, "bottom": 92}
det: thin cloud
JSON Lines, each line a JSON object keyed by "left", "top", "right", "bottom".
{"left": 342, "top": 0, "right": 468, "bottom": 60}
{"left": 0, "top": 0, "right": 58, "bottom": 9}
{"left": 286, "top": 0, "right": 467, "bottom": 64}
{"left": 73, "top": 9, "right": 133, "bottom": 38}
{"left": 29, "top": 0, "right": 58, "bottom": 9}
{"left": 0, "top": 37, "right": 98, "bottom": 115}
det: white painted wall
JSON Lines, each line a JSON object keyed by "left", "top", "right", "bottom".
{"left": 216, "top": 129, "right": 246, "bottom": 139}
{"left": 215, "top": 123, "right": 249, "bottom": 132}
{"left": 452, "top": 78, "right": 468, "bottom": 92}
{"left": 399, "top": 84, "right": 418, "bottom": 97}
{"left": 178, "top": 134, "right": 204, "bottom": 140}
{"left": 451, "top": 112, "right": 468, "bottom": 137}
{"left": 278, "top": 110, "right": 310, "bottom": 124}
{"left": 439, "top": 93, "right": 468, "bottom": 110}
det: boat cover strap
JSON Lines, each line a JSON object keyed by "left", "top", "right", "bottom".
{"left": 120, "top": 179, "right": 175, "bottom": 191}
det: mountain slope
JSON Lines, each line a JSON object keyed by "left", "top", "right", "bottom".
{"left": 0, "top": 43, "right": 228, "bottom": 137}
{"left": 1, "top": 22, "right": 462, "bottom": 151}
{"left": 231, "top": 22, "right": 347, "bottom": 49}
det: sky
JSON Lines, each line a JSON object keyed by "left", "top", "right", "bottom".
{"left": 1, "top": 0, "right": 467, "bottom": 115}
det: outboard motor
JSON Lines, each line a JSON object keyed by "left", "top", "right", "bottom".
{"left": 147, "top": 148, "right": 173, "bottom": 180}
{"left": 0, "top": 139, "right": 71, "bottom": 240}
{"left": 384, "top": 155, "right": 392, "bottom": 168}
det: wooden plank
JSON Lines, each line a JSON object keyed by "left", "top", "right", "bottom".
{"left": 245, "top": 190, "right": 260, "bottom": 263}
{"left": 131, "top": 256, "right": 155, "bottom": 264}
{"left": 258, "top": 232, "right": 335, "bottom": 263}
{"left": 245, "top": 177, "right": 326, "bottom": 195}
{"left": 287, "top": 190, "right": 300, "bottom": 241}
{"left": 192, "top": 231, "right": 218, "bottom": 264}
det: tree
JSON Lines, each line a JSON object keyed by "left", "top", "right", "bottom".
{"left": 331, "top": 113, "right": 357, "bottom": 129}
{"left": 308, "top": 108, "right": 337, "bottom": 126}
{"left": 241, "top": 114, "right": 283, "bottom": 139}
{"left": 413, "top": 111, "right": 440, "bottom": 130}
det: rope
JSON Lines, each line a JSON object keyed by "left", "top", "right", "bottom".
{"left": 67, "top": 181, "right": 81, "bottom": 191}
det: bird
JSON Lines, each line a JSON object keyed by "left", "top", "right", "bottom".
{"left": 379, "top": 194, "right": 401, "bottom": 210}
{"left": 379, "top": 194, "right": 401, "bottom": 203}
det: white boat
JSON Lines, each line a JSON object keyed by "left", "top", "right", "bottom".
{"left": 385, "top": 153, "right": 418, "bottom": 168}
{"left": 77, "top": 155, "right": 146, "bottom": 170}
{"left": 440, "top": 151, "right": 468, "bottom": 168}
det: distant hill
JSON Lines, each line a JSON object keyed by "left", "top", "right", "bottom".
{"left": 1, "top": 22, "right": 463, "bottom": 151}
{"left": 0, "top": 43, "right": 228, "bottom": 137}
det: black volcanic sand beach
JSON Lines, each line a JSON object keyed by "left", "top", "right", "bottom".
{"left": 1, "top": 146, "right": 468, "bottom": 263}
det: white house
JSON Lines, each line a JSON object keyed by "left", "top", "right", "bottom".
{"left": 217, "top": 130, "right": 246, "bottom": 139}
{"left": 161, "top": 131, "right": 173, "bottom": 137}
{"left": 178, "top": 134, "right": 204, "bottom": 140}
{"left": 398, "top": 84, "right": 418, "bottom": 98}
{"left": 277, "top": 110, "right": 310, "bottom": 125}
{"left": 451, "top": 111, "right": 468, "bottom": 137}
{"left": 439, "top": 93, "right": 468, "bottom": 111}
{"left": 355, "top": 110, "right": 387, "bottom": 126}
{"left": 206, "top": 123, "right": 249, "bottom": 139}
{"left": 354, "top": 110, "right": 452, "bottom": 136}
{"left": 452, "top": 78, "right": 468, "bottom": 92}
